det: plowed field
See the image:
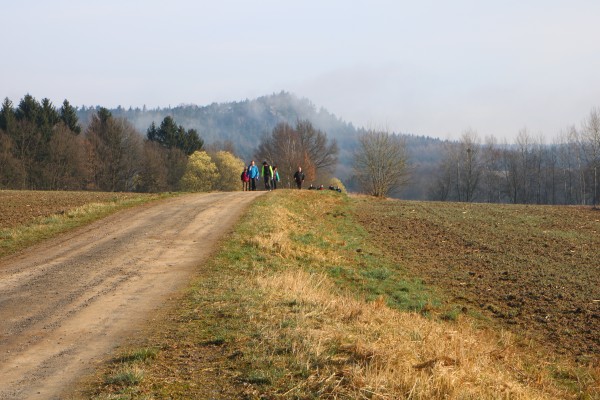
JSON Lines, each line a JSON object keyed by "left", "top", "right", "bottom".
{"left": 354, "top": 198, "right": 600, "bottom": 362}
{"left": 0, "top": 190, "right": 150, "bottom": 229}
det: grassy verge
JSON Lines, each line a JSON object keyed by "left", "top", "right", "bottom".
{"left": 0, "top": 192, "right": 172, "bottom": 258}
{"left": 83, "top": 191, "right": 587, "bottom": 399}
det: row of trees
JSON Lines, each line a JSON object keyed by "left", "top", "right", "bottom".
{"left": 0, "top": 95, "right": 340, "bottom": 194}
{"left": 430, "top": 108, "right": 600, "bottom": 205}
{"left": 7, "top": 93, "right": 596, "bottom": 204}
{"left": 0, "top": 95, "right": 203, "bottom": 192}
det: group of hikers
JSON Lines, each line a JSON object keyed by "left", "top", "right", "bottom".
{"left": 241, "top": 160, "right": 305, "bottom": 191}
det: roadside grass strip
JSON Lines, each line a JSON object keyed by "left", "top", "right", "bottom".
{"left": 88, "top": 190, "right": 577, "bottom": 399}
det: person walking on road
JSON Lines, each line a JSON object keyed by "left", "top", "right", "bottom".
{"left": 272, "top": 165, "right": 280, "bottom": 190}
{"left": 248, "top": 160, "right": 259, "bottom": 191}
{"left": 262, "top": 160, "right": 274, "bottom": 191}
{"left": 293, "top": 166, "right": 305, "bottom": 189}
{"left": 241, "top": 166, "right": 250, "bottom": 191}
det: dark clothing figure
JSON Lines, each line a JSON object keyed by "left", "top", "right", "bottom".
{"left": 293, "top": 167, "right": 305, "bottom": 190}
{"left": 262, "top": 161, "right": 273, "bottom": 191}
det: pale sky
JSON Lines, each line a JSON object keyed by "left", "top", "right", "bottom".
{"left": 2, "top": 0, "right": 599, "bottom": 141}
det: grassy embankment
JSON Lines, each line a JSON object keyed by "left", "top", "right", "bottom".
{"left": 0, "top": 190, "right": 171, "bottom": 258}
{"left": 83, "top": 190, "right": 596, "bottom": 399}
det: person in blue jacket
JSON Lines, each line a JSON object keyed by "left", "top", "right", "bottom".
{"left": 248, "top": 160, "right": 259, "bottom": 191}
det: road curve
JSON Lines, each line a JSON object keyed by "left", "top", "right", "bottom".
{"left": 0, "top": 191, "right": 264, "bottom": 400}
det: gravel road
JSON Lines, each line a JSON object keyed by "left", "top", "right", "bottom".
{"left": 0, "top": 191, "right": 263, "bottom": 399}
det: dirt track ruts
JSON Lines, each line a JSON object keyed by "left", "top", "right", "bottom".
{"left": 0, "top": 191, "right": 263, "bottom": 400}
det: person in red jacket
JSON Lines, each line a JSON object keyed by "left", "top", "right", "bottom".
{"left": 240, "top": 166, "right": 250, "bottom": 191}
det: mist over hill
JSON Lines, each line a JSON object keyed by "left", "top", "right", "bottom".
{"left": 76, "top": 91, "right": 446, "bottom": 199}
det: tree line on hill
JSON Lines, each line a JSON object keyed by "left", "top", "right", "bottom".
{"left": 2, "top": 92, "right": 599, "bottom": 206}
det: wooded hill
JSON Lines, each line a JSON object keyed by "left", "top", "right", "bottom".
{"left": 76, "top": 91, "right": 446, "bottom": 199}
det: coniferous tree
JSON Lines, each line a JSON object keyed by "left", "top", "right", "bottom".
{"left": 147, "top": 116, "right": 203, "bottom": 155}
{"left": 15, "top": 94, "right": 41, "bottom": 123}
{"left": 39, "top": 98, "right": 60, "bottom": 130}
{"left": 0, "top": 98, "right": 16, "bottom": 132}
{"left": 181, "top": 127, "right": 203, "bottom": 156}
{"left": 60, "top": 99, "right": 81, "bottom": 134}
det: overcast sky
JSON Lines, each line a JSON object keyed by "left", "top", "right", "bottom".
{"left": 2, "top": 0, "right": 599, "bottom": 141}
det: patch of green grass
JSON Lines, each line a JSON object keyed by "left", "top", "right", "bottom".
{"left": 360, "top": 266, "right": 392, "bottom": 280}
{"left": 440, "top": 307, "right": 462, "bottom": 321}
{"left": 104, "top": 366, "right": 144, "bottom": 387}
{"left": 291, "top": 232, "right": 329, "bottom": 248}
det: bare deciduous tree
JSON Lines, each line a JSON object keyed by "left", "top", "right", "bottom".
{"left": 353, "top": 130, "right": 409, "bottom": 197}
{"left": 45, "top": 123, "right": 85, "bottom": 190}
{"left": 580, "top": 108, "right": 600, "bottom": 204}
{"left": 457, "top": 130, "right": 482, "bottom": 202}
{"left": 429, "top": 130, "right": 482, "bottom": 202}
{"left": 256, "top": 120, "right": 338, "bottom": 187}
{"left": 0, "top": 132, "right": 24, "bottom": 188}
{"left": 85, "top": 108, "right": 143, "bottom": 192}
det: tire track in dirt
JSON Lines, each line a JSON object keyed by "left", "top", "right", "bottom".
{"left": 0, "top": 191, "right": 263, "bottom": 400}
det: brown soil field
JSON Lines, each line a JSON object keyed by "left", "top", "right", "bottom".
{"left": 354, "top": 198, "right": 600, "bottom": 363}
{"left": 0, "top": 190, "right": 150, "bottom": 229}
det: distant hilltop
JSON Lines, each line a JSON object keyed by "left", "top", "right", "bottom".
{"left": 76, "top": 91, "right": 359, "bottom": 161}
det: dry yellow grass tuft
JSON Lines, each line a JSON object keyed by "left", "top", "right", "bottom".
{"left": 257, "top": 269, "right": 563, "bottom": 399}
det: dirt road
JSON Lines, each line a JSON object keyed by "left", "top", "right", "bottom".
{"left": 0, "top": 192, "right": 263, "bottom": 400}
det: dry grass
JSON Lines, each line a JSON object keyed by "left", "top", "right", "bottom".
{"left": 256, "top": 269, "right": 560, "bottom": 399}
